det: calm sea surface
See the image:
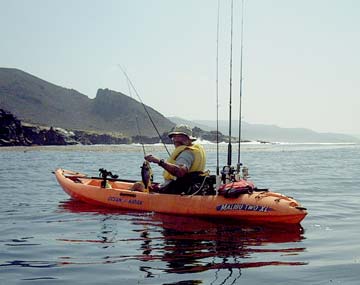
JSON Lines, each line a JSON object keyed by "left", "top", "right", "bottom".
{"left": 1, "top": 143, "right": 359, "bottom": 284}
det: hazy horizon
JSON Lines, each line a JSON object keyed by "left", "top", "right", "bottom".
{"left": 1, "top": 0, "right": 359, "bottom": 135}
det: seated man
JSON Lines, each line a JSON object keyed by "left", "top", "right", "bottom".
{"left": 144, "top": 124, "right": 207, "bottom": 194}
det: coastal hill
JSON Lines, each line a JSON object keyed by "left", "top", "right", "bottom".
{"left": 0, "top": 68, "right": 174, "bottom": 137}
{"left": 0, "top": 67, "right": 358, "bottom": 144}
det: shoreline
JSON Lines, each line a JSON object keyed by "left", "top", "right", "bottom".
{"left": 1, "top": 142, "right": 358, "bottom": 154}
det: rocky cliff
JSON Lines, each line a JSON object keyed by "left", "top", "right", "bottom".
{"left": 0, "top": 68, "right": 174, "bottom": 137}
{"left": 0, "top": 109, "right": 71, "bottom": 146}
{"left": 1, "top": 109, "right": 223, "bottom": 146}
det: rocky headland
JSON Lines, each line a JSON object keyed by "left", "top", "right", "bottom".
{"left": 1, "top": 68, "right": 358, "bottom": 144}
{"left": 0, "top": 109, "right": 225, "bottom": 146}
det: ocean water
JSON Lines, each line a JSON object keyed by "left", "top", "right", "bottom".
{"left": 0, "top": 143, "right": 359, "bottom": 284}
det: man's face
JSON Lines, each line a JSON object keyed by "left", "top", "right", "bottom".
{"left": 171, "top": 134, "right": 189, "bottom": 147}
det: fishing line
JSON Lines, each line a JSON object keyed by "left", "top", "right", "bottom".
{"left": 237, "top": 0, "right": 245, "bottom": 173}
{"left": 136, "top": 116, "right": 146, "bottom": 156}
{"left": 124, "top": 72, "right": 147, "bottom": 156}
{"left": 122, "top": 67, "right": 154, "bottom": 189}
{"left": 118, "top": 65, "right": 171, "bottom": 157}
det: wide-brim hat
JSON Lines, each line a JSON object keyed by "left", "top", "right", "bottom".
{"left": 168, "top": 124, "right": 196, "bottom": 141}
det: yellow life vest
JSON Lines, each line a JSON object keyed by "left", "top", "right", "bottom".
{"left": 163, "top": 143, "right": 206, "bottom": 181}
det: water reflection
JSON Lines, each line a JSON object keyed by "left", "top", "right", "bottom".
{"left": 147, "top": 214, "right": 306, "bottom": 273}
{"left": 59, "top": 200, "right": 307, "bottom": 284}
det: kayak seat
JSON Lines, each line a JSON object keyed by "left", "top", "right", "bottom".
{"left": 159, "top": 172, "right": 216, "bottom": 195}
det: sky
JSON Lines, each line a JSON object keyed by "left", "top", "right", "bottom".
{"left": 1, "top": 0, "right": 359, "bottom": 135}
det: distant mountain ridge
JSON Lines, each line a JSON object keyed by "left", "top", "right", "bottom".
{"left": 168, "top": 117, "right": 359, "bottom": 143}
{"left": 0, "top": 68, "right": 174, "bottom": 137}
{"left": 1, "top": 68, "right": 358, "bottom": 143}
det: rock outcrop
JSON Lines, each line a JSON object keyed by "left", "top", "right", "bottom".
{"left": 0, "top": 109, "right": 227, "bottom": 146}
{"left": 0, "top": 109, "right": 74, "bottom": 146}
{"left": 0, "top": 109, "right": 31, "bottom": 146}
{"left": 73, "top": 130, "right": 130, "bottom": 145}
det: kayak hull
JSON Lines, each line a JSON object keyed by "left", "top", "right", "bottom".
{"left": 55, "top": 168, "right": 307, "bottom": 224}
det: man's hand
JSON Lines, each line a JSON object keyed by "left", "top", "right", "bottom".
{"left": 144, "top": 154, "right": 160, "bottom": 164}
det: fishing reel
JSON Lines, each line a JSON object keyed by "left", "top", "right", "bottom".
{"left": 236, "top": 163, "right": 250, "bottom": 180}
{"left": 221, "top": 165, "right": 236, "bottom": 184}
{"left": 99, "top": 168, "right": 119, "bottom": 188}
{"left": 241, "top": 166, "right": 249, "bottom": 180}
{"left": 221, "top": 164, "right": 250, "bottom": 184}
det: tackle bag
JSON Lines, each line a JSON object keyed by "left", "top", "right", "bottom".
{"left": 218, "top": 180, "right": 255, "bottom": 198}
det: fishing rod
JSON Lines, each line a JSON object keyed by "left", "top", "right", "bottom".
{"left": 123, "top": 70, "right": 154, "bottom": 189}
{"left": 119, "top": 65, "right": 171, "bottom": 157}
{"left": 237, "top": 0, "right": 245, "bottom": 174}
{"left": 216, "top": 0, "right": 221, "bottom": 176}
{"left": 126, "top": 71, "right": 146, "bottom": 156}
{"left": 135, "top": 114, "right": 154, "bottom": 189}
{"left": 227, "top": 0, "right": 234, "bottom": 167}
{"left": 125, "top": 76, "right": 147, "bottom": 156}
{"left": 135, "top": 116, "right": 146, "bottom": 156}
{"left": 135, "top": 115, "right": 146, "bottom": 157}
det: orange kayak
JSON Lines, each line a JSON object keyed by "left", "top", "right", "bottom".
{"left": 54, "top": 168, "right": 307, "bottom": 224}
